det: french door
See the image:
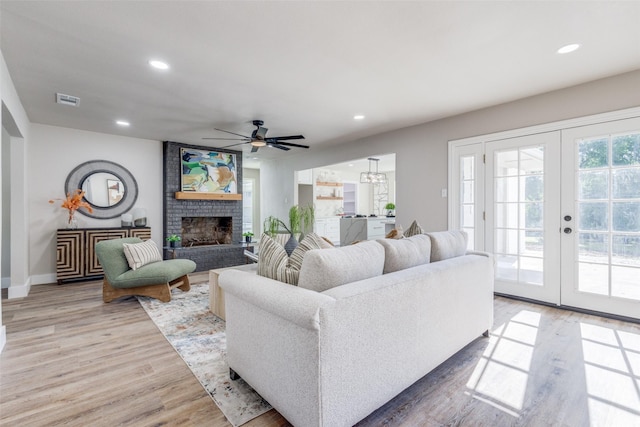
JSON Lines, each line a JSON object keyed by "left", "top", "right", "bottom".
{"left": 486, "top": 132, "right": 561, "bottom": 304}
{"left": 560, "top": 118, "right": 640, "bottom": 319}
{"left": 451, "top": 116, "right": 640, "bottom": 319}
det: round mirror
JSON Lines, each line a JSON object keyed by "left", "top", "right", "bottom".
{"left": 65, "top": 160, "right": 138, "bottom": 219}
{"left": 81, "top": 172, "right": 125, "bottom": 207}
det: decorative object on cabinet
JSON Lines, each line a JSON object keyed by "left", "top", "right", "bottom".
{"left": 132, "top": 207, "right": 147, "bottom": 227}
{"left": 65, "top": 160, "right": 138, "bottom": 219}
{"left": 49, "top": 189, "right": 94, "bottom": 229}
{"left": 96, "top": 237, "right": 195, "bottom": 303}
{"left": 56, "top": 227, "right": 151, "bottom": 284}
{"left": 121, "top": 213, "right": 133, "bottom": 227}
{"left": 385, "top": 202, "right": 396, "bottom": 217}
{"left": 242, "top": 231, "right": 254, "bottom": 243}
{"left": 360, "top": 157, "right": 387, "bottom": 183}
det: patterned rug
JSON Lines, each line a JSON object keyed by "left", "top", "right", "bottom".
{"left": 137, "top": 283, "right": 272, "bottom": 426}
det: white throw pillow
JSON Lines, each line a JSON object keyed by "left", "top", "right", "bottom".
{"left": 377, "top": 234, "right": 431, "bottom": 273}
{"left": 122, "top": 240, "right": 162, "bottom": 270}
{"left": 298, "top": 240, "right": 385, "bottom": 292}
{"left": 426, "top": 230, "right": 468, "bottom": 262}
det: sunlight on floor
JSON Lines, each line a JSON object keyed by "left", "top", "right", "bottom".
{"left": 465, "top": 310, "right": 541, "bottom": 416}
{"left": 580, "top": 323, "right": 640, "bottom": 425}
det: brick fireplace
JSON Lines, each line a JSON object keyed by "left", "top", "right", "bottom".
{"left": 163, "top": 141, "right": 245, "bottom": 271}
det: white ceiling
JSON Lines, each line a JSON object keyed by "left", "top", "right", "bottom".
{"left": 2, "top": 1, "right": 640, "bottom": 169}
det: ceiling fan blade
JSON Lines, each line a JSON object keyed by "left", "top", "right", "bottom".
{"left": 251, "top": 146, "right": 260, "bottom": 153}
{"left": 213, "top": 128, "right": 252, "bottom": 139}
{"left": 219, "top": 141, "right": 251, "bottom": 149}
{"left": 270, "top": 141, "right": 310, "bottom": 149}
{"left": 268, "top": 143, "right": 291, "bottom": 151}
{"left": 202, "top": 137, "right": 250, "bottom": 141}
{"left": 269, "top": 135, "right": 305, "bottom": 141}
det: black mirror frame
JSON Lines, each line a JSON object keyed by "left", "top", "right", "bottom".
{"left": 65, "top": 160, "right": 138, "bottom": 219}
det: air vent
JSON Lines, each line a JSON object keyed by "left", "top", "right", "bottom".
{"left": 56, "top": 93, "right": 80, "bottom": 107}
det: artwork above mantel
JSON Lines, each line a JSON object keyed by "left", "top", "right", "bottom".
{"left": 175, "top": 192, "right": 242, "bottom": 200}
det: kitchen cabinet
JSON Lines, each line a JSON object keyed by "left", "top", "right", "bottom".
{"left": 314, "top": 217, "right": 340, "bottom": 246}
{"left": 340, "top": 217, "right": 395, "bottom": 246}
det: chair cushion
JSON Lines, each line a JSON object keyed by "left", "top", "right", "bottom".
{"left": 123, "top": 239, "right": 162, "bottom": 270}
{"left": 427, "top": 230, "right": 468, "bottom": 262}
{"left": 257, "top": 233, "right": 326, "bottom": 285}
{"left": 112, "top": 258, "right": 196, "bottom": 289}
{"left": 377, "top": 234, "right": 431, "bottom": 273}
{"left": 298, "top": 240, "right": 385, "bottom": 292}
{"left": 404, "top": 220, "right": 424, "bottom": 237}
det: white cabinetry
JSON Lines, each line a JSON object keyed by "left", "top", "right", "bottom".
{"left": 314, "top": 217, "right": 340, "bottom": 246}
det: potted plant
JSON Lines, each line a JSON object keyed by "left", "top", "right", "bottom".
{"left": 385, "top": 202, "right": 396, "bottom": 217}
{"left": 242, "top": 231, "right": 254, "bottom": 243}
{"left": 166, "top": 234, "right": 182, "bottom": 248}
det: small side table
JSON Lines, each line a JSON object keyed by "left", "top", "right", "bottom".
{"left": 209, "top": 263, "right": 258, "bottom": 320}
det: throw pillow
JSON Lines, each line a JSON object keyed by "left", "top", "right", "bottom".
{"left": 426, "top": 230, "right": 468, "bottom": 262}
{"left": 404, "top": 220, "right": 424, "bottom": 237}
{"left": 298, "top": 240, "right": 385, "bottom": 292}
{"left": 377, "top": 234, "right": 431, "bottom": 273}
{"left": 385, "top": 224, "right": 404, "bottom": 239}
{"left": 257, "top": 232, "right": 326, "bottom": 285}
{"left": 122, "top": 239, "right": 162, "bottom": 270}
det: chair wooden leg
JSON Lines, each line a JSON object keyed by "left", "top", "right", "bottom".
{"left": 103, "top": 279, "right": 172, "bottom": 303}
{"left": 170, "top": 274, "right": 191, "bottom": 293}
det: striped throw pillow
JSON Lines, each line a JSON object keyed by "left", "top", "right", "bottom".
{"left": 122, "top": 240, "right": 162, "bottom": 270}
{"left": 404, "top": 220, "right": 424, "bottom": 237}
{"left": 257, "top": 232, "right": 326, "bottom": 285}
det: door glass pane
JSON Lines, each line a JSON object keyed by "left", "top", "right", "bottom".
{"left": 462, "top": 205, "right": 474, "bottom": 227}
{"left": 612, "top": 235, "right": 640, "bottom": 267}
{"left": 462, "top": 156, "right": 474, "bottom": 179}
{"left": 520, "top": 147, "right": 544, "bottom": 174}
{"left": 578, "top": 263, "right": 609, "bottom": 295}
{"left": 462, "top": 181, "right": 474, "bottom": 203}
{"left": 611, "top": 266, "right": 640, "bottom": 299}
{"left": 578, "top": 137, "right": 608, "bottom": 168}
{"left": 579, "top": 171, "right": 608, "bottom": 199}
{"left": 520, "top": 256, "right": 543, "bottom": 285}
{"left": 578, "top": 202, "right": 608, "bottom": 231}
{"left": 496, "top": 228, "right": 518, "bottom": 254}
{"left": 612, "top": 133, "right": 640, "bottom": 166}
{"left": 523, "top": 231, "right": 543, "bottom": 256}
{"left": 612, "top": 202, "right": 640, "bottom": 232}
{"left": 496, "top": 203, "right": 518, "bottom": 228}
{"left": 522, "top": 175, "right": 543, "bottom": 201}
{"left": 578, "top": 233, "right": 609, "bottom": 264}
{"left": 242, "top": 179, "right": 253, "bottom": 234}
{"left": 613, "top": 168, "right": 640, "bottom": 198}
{"left": 496, "top": 177, "right": 519, "bottom": 202}
{"left": 523, "top": 202, "right": 543, "bottom": 229}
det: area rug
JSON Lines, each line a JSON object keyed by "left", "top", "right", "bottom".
{"left": 137, "top": 283, "right": 272, "bottom": 427}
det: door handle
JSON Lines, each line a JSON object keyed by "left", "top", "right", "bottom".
{"left": 564, "top": 215, "right": 572, "bottom": 221}
{"left": 564, "top": 227, "right": 572, "bottom": 234}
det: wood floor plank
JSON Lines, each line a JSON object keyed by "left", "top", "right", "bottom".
{"left": 3, "top": 280, "right": 640, "bottom": 426}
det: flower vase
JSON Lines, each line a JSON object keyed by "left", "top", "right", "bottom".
{"left": 67, "top": 215, "right": 79, "bottom": 229}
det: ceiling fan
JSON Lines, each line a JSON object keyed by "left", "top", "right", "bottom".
{"left": 203, "top": 120, "right": 309, "bottom": 153}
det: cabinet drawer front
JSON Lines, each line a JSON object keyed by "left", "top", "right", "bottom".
{"left": 56, "top": 230, "right": 84, "bottom": 281}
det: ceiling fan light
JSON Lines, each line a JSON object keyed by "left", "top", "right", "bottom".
{"left": 251, "top": 140, "right": 266, "bottom": 147}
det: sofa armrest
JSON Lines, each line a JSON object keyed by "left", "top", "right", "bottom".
{"left": 219, "top": 269, "right": 335, "bottom": 331}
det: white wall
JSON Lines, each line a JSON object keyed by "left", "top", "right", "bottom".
{"left": 29, "top": 124, "right": 162, "bottom": 283}
{"left": 261, "top": 70, "right": 640, "bottom": 231}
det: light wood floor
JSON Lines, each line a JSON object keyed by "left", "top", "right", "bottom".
{"left": 2, "top": 277, "right": 640, "bottom": 426}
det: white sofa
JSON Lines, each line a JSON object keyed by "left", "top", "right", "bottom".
{"left": 219, "top": 231, "right": 494, "bottom": 427}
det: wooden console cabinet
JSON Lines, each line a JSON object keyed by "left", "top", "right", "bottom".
{"left": 56, "top": 227, "right": 151, "bottom": 284}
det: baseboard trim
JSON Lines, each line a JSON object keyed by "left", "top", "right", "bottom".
{"left": 0, "top": 325, "right": 6, "bottom": 354}
{"left": 31, "top": 273, "right": 57, "bottom": 286}
{"left": 8, "top": 279, "right": 31, "bottom": 299}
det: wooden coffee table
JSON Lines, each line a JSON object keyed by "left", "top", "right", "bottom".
{"left": 209, "top": 263, "right": 258, "bottom": 320}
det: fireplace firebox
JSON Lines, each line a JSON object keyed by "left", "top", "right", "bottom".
{"left": 181, "top": 216, "right": 232, "bottom": 247}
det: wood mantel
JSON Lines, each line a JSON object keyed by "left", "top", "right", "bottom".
{"left": 174, "top": 192, "right": 242, "bottom": 201}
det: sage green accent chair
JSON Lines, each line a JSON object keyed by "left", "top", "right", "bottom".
{"left": 95, "top": 237, "right": 196, "bottom": 303}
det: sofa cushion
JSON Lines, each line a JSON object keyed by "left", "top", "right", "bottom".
{"left": 298, "top": 240, "right": 385, "bottom": 292}
{"left": 426, "top": 230, "right": 468, "bottom": 262}
{"left": 257, "top": 232, "right": 326, "bottom": 285}
{"left": 122, "top": 239, "right": 162, "bottom": 270}
{"left": 377, "top": 234, "right": 431, "bottom": 273}
{"left": 404, "top": 220, "right": 424, "bottom": 237}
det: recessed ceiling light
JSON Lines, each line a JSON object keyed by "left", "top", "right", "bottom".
{"left": 149, "top": 59, "right": 169, "bottom": 70}
{"left": 116, "top": 120, "right": 130, "bottom": 126}
{"left": 354, "top": 115, "right": 365, "bottom": 120}
{"left": 348, "top": 164, "right": 354, "bottom": 167}
{"left": 557, "top": 44, "right": 580, "bottom": 54}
